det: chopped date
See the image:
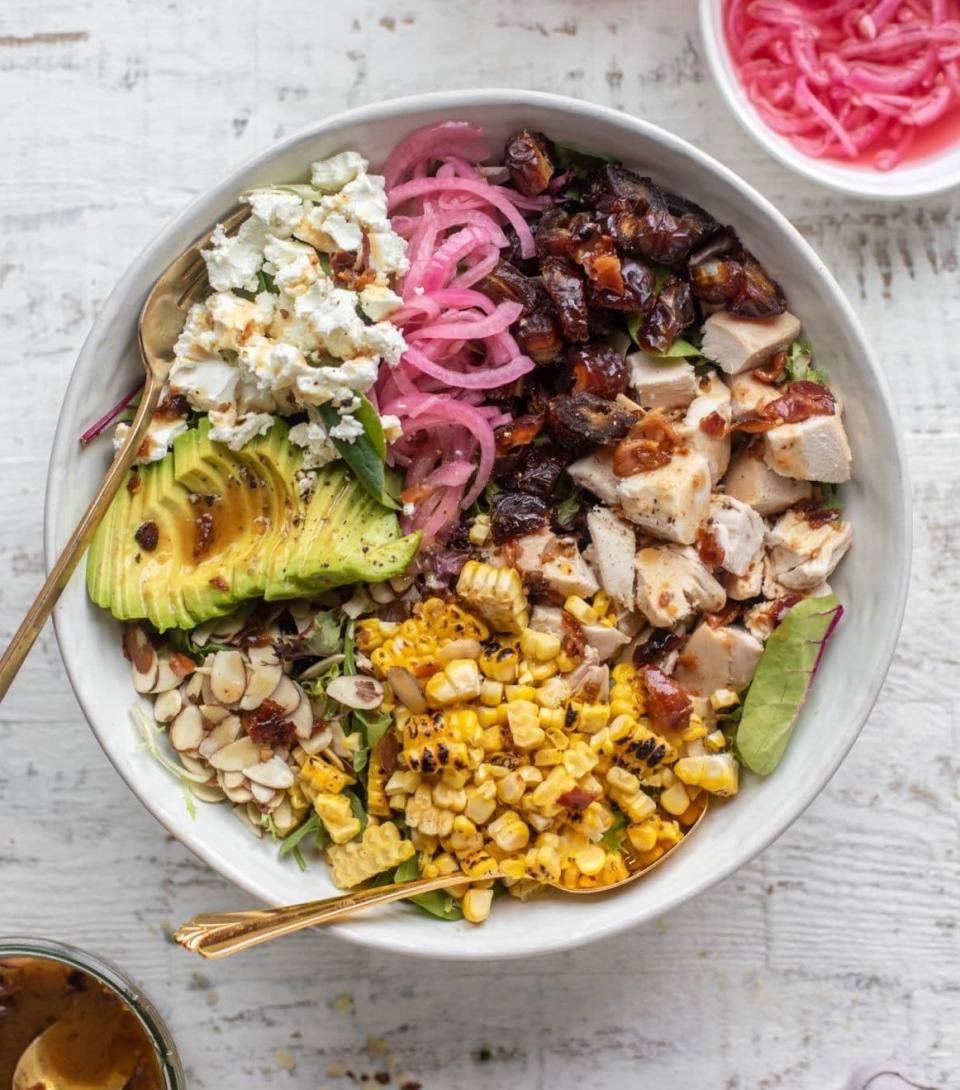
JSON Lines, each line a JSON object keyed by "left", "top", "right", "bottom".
{"left": 534, "top": 208, "right": 574, "bottom": 259}
{"left": 242, "top": 699, "right": 295, "bottom": 749}
{"left": 629, "top": 206, "right": 703, "bottom": 266}
{"left": 588, "top": 257, "right": 657, "bottom": 313}
{"left": 515, "top": 305, "right": 565, "bottom": 364}
{"left": 477, "top": 261, "right": 541, "bottom": 315}
{"left": 515, "top": 446, "right": 567, "bottom": 499}
{"left": 568, "top": 343, "right": 628, "bottom": 400}
{"left": 637, "top": 277, "right": 695, "bottom": 354}
{"left": 638, "top": 665, "right": 691, "bottom": 733}
{"left": 546, "top": 392, "right": 636, "bottom": 448}
{"left": 795, "top": 499, "right": 843, "bottom": 529}
{"left": 489, "top": 490, "right": 550, "bottom": 544}
{"left": 689, "top": 257, "right": 745, "bottom": 304}
{"left": 729, "top": 252, "right": 787, "bottom": 317}
{"left": 504, "top": 129, "right": 555, "bottom": 196}
{"left": 154, "top": 392, "right": 191, "bottom": 420}
{"left": 752, "top": 348, "right": 788, "bottom": 386}
{"left": 735, "top": 381, "right": 835, "bottom": 433}
{"left": 612, "top": 410, "right": 681, "bottom": 476}
{"left": 134, "top": 520, "right": 159, "bottom": 552}
{"left": 540, "top": 257, "right": 590, "bottom": 343}
{"left": 494, "top": 413, "right": 544, "bottom": 456}
{"left": 633, "top": 627, "right": 683, "bottom": 666}
{"left": 698, "top": 410, "right": 728, "bottom": 438}
{"left": 582, "top": 163, "right": 666, "bottom": 215}
{"left": 696, "top": 527, "right": 726, "bottom": 568}
{"left": 705, "top": 602, "right": 741, "bottom": 628}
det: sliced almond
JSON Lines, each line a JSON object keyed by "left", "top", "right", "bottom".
{"left": 300, "top": 725, "right": 333, "bottom": 755}
{"left": 326, "top": 674, "right": 384, "bottom": 711}
{"left": 199, "top": 704, "right": 229, "bottom": 726}
{"left": 240, "top": 662, "right": 283, "bottom": 710}
{"left": 170, "top": 705, "right": 204, "bottom": 753}
{"left": 222, "top": 782, "right": 254, "bottom": 804}
{"left": 183, "top": 672, "right": 204, "bottom": 701}
{"left": 244, "top": 756, "right": 295, "bottom": 790}
{"left": 150, "top": 658, "right": 181, "bottom": 694}
{"left": 290, "top": 696, "right": 314, "bottom": 740}
{"left": 131, "top": 653, "right": 158, "bottom": 695}
{"left": 179, "top": 753, "right": 209, "bottom": 777}
{"left": 219, "top": 770, "right": 245, "bottom": 790}
{"left": 270, "top": 675, "right": 302, "bottom": 714}
{"left": 211, "top": 649, "right": 246, "bottom": 704}
{"left": 272, "top": 797, "right": 298, "bottom": 835}
{"left": 209, "top": 736, "right": 260, "bottom": 771}
{"left": 188, "top": 782, "right": 225, "bottom": 804}
{"left": 197, "top": 714, "right": 242, "bottom": 759}
{"left": 386, "top": 666, "right": 426, "bottom": 714}
{"left": 248, "top": 643, "right": 280, "bottom": 667}
{"left": 249, "top": 781, "right": 278, "bottom": 806}
{"left": 298, "top": 653, "right": 345, "bottom": 681}
{"left": 154, "top": 689, "right": 183, "bottom": 724}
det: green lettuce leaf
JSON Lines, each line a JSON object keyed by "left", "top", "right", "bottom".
{"left": 393, "top": 854, "right": 464, "bottom": 921}
{"left": 736, "top": 594, "right": 843, "bottom": 775}
{"left": 318, "top": 398, "right": 398, "bottom": 509}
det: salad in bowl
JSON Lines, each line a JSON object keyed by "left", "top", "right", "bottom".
{"left": 80, "top": 117, "right": 857, "bottom": 928}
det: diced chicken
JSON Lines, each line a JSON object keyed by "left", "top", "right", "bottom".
{"left": 587, "top": 506, "right": 637, "bottom": 610}
{"left": 673, "top": 622, "right": 764, "bottom": 696}
{"left": 721, "top": 553, "right": 763, "bottom": 601}
{"left": 679, "top": 372, "right": 732, "bottom": 484}
{"left": 528, "top": 604, "right": 565, "bottom": 637}
{"left": 626, "top": 351, "right": 699, "bottom": 410}
{"left": 566, "top": 448, "right": 619, "bottom": 506}
{"left": 723, "top": 445, "right": 812, "bottom": 516}
{"left": 701, "top": 310, "right": 801, "bottom": 374}
{"left": 766, "top": 509, "right": 852, "bottom": 590}
{"left": 495, "top": 527, "right": 599, "bottom": 600}
{"left": 763, "top": 411, "right": 852, "bottom": 483}
{"left": 617, "top": 449, "right": 713, "bottom": 545}
{"left": 582, "top": 623, "right": 630, "bottom": 661}
{"left": 729, "top": 370, "right": 781, "bottom": 421}
{"left": 634, "top": 545, "right": 726, "bottom": 628}
{"left": 743, "top": 581, "right": 833, "bottom": 641}
{"left": 705, "top": 494, "right": 766, "bottom": 577}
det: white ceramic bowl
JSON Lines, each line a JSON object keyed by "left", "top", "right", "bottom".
{"left": 699, "top": 0, "right": 960, "bottom": 200}
{"left": 46, "top": 89, "right": 910, "bottom": 960}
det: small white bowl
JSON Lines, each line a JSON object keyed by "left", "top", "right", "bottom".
{"left": 699, "top": 0, "right": 960, "bottom": 200}
{"left": 46, "top": 89, "right": 910, "bottom": 960}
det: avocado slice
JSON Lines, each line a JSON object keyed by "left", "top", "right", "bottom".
{"left": 86, "top": 419, "right": 421, "bottom": 632}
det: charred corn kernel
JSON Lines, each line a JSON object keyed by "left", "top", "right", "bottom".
{"left": 418, "top": 597, "right": 490, "bottom": 641}
{"left": 426, "top": 659, "right": 482, "bottom": 707}
{"left": 456, "top": 561, "right": 529, "bottom": 634}
{"left": 615, "top": 787, "right": 657, "bottom": 824}
{"left": 448, "top": 814, "right": 482, "bottom": 853}
{"left": 327, "top": 821, "right": 415, "bottom": 889}
{"left": 660, "top": 781, "right": 691, "bottom": 816}
{"left": 575, "top": 843, "right": 607, "bottom": 876}
{"left": 522, "top": 810, "right": 552, "bottom": 835}
{"left": 402, "top": 714, "right": 469, "bottom": 774}
{"left": 589, "top": 727, "right": 614, "bottom": 755}
{"left": 611, "top": 663, "right": 637, "bottom": 684}
{"left": 499, "top": 856, "right": 528, "bottom": 880}
{"left": 628, "top": 820, "right": 659, "bottom": 853}
{"left": 385, "top": 769, "right": 420, "bottom": 795}
{"left": 300, "top": 755, "right": 355, "bottom": 796}
{"left": 458, "top": 847, "right": 499, "bottom": 878}
{"left": 497, "top": 770, "right": 526, "bottom": 806}
{"left": 468, "top": 515, "right": 491, "bottom": 546}
{"left": 576, "top": 703, "right": 611, "bottom": 731}
{"left": 488, "top": 811, "right": 530, "bottom": 852}
{"left": 658, "top": 819, "right": 682, "bottom": 846}
{"left": 313, "top": 793, "right": 362, "bottom": 845}
{"left": 506, "top": 701, "right": 545, "bottom": 750}
{"left": 557, "top": 652, "right": 578, "bottom": 673}
{"left": 528, "top": 660, "right": 558, "bottom": 682}
{"left": 409, "top": 829, "right": 437, "bottom": 856}
{"left": 660, "top": 767, "right": 678, "bottom": 788}
{"left": 606, "top": 766, "right": 640, "bottom": 794}
{"left": 479, "top": 723, "right": 506, "bottom": 750}
{"left": 710, "top": 687, "right": 740, "bottom": 710}
{"left": 531, "top": 766, "right": 578, "bottom": 817}
{"left": 505, "top": 683, "right": 537, "bottom": 702}
{"left": 563, "top": 741, "right": 598, "bottom": 778}
{"left": 597, "top": 851, "right": 630, "bottom": 884}
{"left": 609, "top": 683, "right": 639, "bottom": 720}
{"left": 533, "top": 747, "right": 564, "bottom": 767}
{"left": 517, "top": 664, "right": 535, "bottom": 686}
{"left": 544, "top": 728, "right": 570, "bottom": 751}
{"left": 518, "top": 766, "right": 544, "bottom": 786}
{"left": 608, "top": 714, "right": 635, "bottom": 742}
{"left": 432, "top": 782, "right": 467, "bottom": 812}
{"left": 536, "top": 676, "right": 570, "bottom": 709}
{"left": 705, "top": 729, "right": 727, "bottom": 752}
{"left": 480, "top": 679, "right": 503, "bottom": 706}
{"left": 462, "top": 887, "right": 494, "bottom": 924}
{"left": 476, "top": 706, "right": 499, "bottom": 729}
{"left": 525, "top": 843, "right": 562, "bottom": 882}
{"left": 441, "top": 767, "right": 470, "bottom": 790}
{"left": 465, "top": 782, "right": 497, "bottom": 825}
{"left": 479, "top": 643, "right": 520, "bottom": 683}
{"left": 520, "top": 627, "right": 561, "bottom": 661}
{"left": 674, "top": 753, "right": 739, "bottom": 796}
{"left": 681, "top": 718, "right": 708, "bottom": 742}
{"left": 592, "top": 590, "right": 612, "bottom": 617}
{"left": 563, "top": 595, "right": 598, "bottom": 624}
{"left": 539, "top": 707, "right": 566, "bottom": 731}
{"left": 365, "top": 746, "right": 391, "bottom": 819}
{"left": 611, "top": 720, "right": 675, "bottom": 777}
{"left": 406, "top": 783, "right": 455, "bottom": 837}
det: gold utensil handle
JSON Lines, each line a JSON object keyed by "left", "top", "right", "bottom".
{"left": 174, "top": 872, "right": 484, "bottom": 959}
{"left": 0, "top": 377, "right": 160, "bottom": 701}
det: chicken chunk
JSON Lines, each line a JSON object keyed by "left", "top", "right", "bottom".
{"left": 626, "top": 351, "right": 699, "bottom": 410}
{"left": 499, "top": 527, "right": 600, "bottom": 600}
{"left": 617, "top": 449, "right": 713, "bottom": 545}
{"left": 721, "top": 554, "right": 763, "bottom": 601}
{"left": 766, "top": 509, "right": 852, "bottom": 591}
{"left": 582, "top": 623, "right": 630, "bottom": 661}
{"left": 634, "top": 545, "right": 726, "bottom": 628}
{"left": 528, "top": 603, "right": 565, "bottom": 637}
{"left": 705, "top": 494, "right": 766, "bottom": 577}
{"left": 586, "top": 506, "right": 636, "bottom": 610}
{"left": 763, "top": 411, "right": 852, "bottom": 483}
{"left": 701, "top": 310, "right": 801, "bottom": 374}
{"left": 566, "top": 449, "right": 619, "bottom": 506}
{"left": 729, "top": 370, "right": 781, "bottom": 421}
{"left": 723, "top": 445, "right": 812, "bottom": 516}
{"left": 673, "top": 622, "right": 764, "bottom": 696}
{"left": 679, "top": 372, "right": 732, "bottom": 484}
{"left": 744, "top": 581, "right": 833, "bottom": 641}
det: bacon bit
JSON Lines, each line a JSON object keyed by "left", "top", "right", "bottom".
{"left": 697, "top": 527, "right": 725, "bottom": 568}
{"left": 242, "top": 699, "right": 295, "bottom": 748}
{"left": 557, "top": 786, "right": 599, "bottom": 812}
{"left": 612, "top": 410, "right": 681, "bottom": 476}
{"left": 638, "top": 665, "right": 692, "bottom": 733}
{"left": 633, "top": 628, "right": 683, "bottom": 667}
{"left": 705, "top": 602, "right": 741, "bottom": 629}
{"left": 127, "top": 472, "right": 141, "bottom": 495}
{"left": 795, "top": 499, "right": 842, "bottom": 529}
{"left": 698, "top": 410, "right": 728, "bottom": 439}
{"left": 752, "top": 349, "right": 788, "bottom": 386}
{"left": 735, "top": 381, "right": 836, "bottom": 434}
{"left": 134, "top": 520, "right": 159, "bottom": 552}
{"left": 193, "top": 512, "right": 215, "bottom": 560}
{"left": 168, "top": 652, "right": 197, "bottom": 677}
{"left": 209, "top": 575, "right": 229, "bottom": 591}
{"left": 560, "top": 610, "right": 586, "bottom": 659}
{"left": 332, "top": 249, "right": 376, "bottom": 291}
{"left": 121, "top": 625, "right": 154, "bottom": 674}
{"left": 494, "top": 413, "right": 544, "bottom": 456}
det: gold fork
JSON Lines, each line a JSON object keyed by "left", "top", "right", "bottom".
{"left": 0, "top": 204, "right": 248, "bottom": 701}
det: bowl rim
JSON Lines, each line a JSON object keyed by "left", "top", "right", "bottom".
{"left": 45, "top": 87, "right": 912, "bottom": 960}
{"left": 698, "top": 0, "right": 960, "bottom": 201}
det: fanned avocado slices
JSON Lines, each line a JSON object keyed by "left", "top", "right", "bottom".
{"left": 86, "top": 419, "right": 421, "bottom": 632}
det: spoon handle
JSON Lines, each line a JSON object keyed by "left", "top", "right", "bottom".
{"left": 0, "top": 373, "right": 160, "bottom": 702}
{"left": 174, "top": 872, "right": 487, "bottom": 958}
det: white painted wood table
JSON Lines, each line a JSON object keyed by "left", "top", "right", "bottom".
{"left": 1, "top": 2, "right": 957, "bottom": 1087}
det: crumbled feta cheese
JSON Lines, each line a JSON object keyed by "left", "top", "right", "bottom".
{"left": 169, "top": 357, "right": 240, "bottom": 412}
{"left": 368, "top": 229, "right": 410, "bottom": 277}
{"left": 380, "top": 414, "right": 403, "bottom": 442}
{"left": 244, "top": 188, "right": 304, "bottom": 235}
{"left": 402, "top": 501, "right": 416, "bottom": 516}
{"left": 359, "top": 283, "right": 403, "bottom": 322}
{"left": 113, "top": 416, "right": 189, "bottom": 463}
{"left": 263, "top": 236, "right": 321, "bottom": 297}
{"left": 310, "top": 151, "right": 366, "bottom": 192}
{"left": 202, "top": 217, "right": 270, "bottom": 293}
{"left": 288, "top": 418, "right": 338, "bottom": 469}
{"left": 329, "top": 414, "right": 364, "bottom": 443}
{"left": 207, "top": 408, "right": 275, "bottom": 451}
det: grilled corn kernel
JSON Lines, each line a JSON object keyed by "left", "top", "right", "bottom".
{"left": 527, "top": 660, "right": 558, "bottom": 682}
{"left": 705, "top": 729, "right": 727, "bottom": 752}
{"left": 592, "top": 591, "right": 613, "bottom": 617}
{"left": 432, "top": 782, "right": 467, "bottom": 812}
{"left": 479, "top": 723, "right": 505, "bottom": 751}
{"left": 536, "top": 676, "right": 570, "bottom": 709}
{"left": 479, "top": 643, "right": 520, "bottom": 683}
{"left": 468, "top": 515, "right": 491, "bottom": 546}
{"left": 458, "top": 847, "right": 499, "bottom": 878}
{"left": 575, "top": 843, "right": 607, "bottom": 876}
{"left": 660, "top": 781, "right": 691, "bottom": 816}
{"left": 300, "top": 756, "right": 355, "bottom": 796}
{"left": 488, "top": 811, "right": 531, "bottom": 852}
{"left": 462, "top": 887, "right": 494, "bottom": 924}
{"left": 327, "top": 821, "right": 415, "bottom": 889}
{"left": 313, "top": 793, "right": 362, "bottom": 845}
{"left": 385, "top": 769, "right": 421, "bottom": 795}
{"left": 563, "top": 741, "right": 598, "bottom": 779}
{"left": 426, "top": 659, "right": 482, "bottom": 707}
{"left": 520, "top": 627, "right": 561, "bottom": 662}
{"left": 497, "top": 770, "right": 526, "bottom": 806}
{"left": 526, "top": 843, "right": 562, "bottom": 882}
{"left": 533, "top": 747, "right": 564, "bottom": 767}
{"left": 448, "top": 814, "right": 482, "bottom": 853}
{"left": 710, "top": 687, "right": 740, "bottom": 710}
{"left": 681, "top": 719, "right": 709, "bottom": 743}
{"left": 576, "top": 703, "right": 611, "bottom": 731}
{"left": 563, "top": 595, "right": 598, "bottom": 625}
{"left": 538, "top": 707, "right": 566, "bottom": 731}
{"left": 556, "top": 652, "right": 578, "bottom": 673}
{"left": 606, "top": 765, "right": 640, "bottom": 794}
{"left": 530, "top": 766, "right": 578, "bottom": 817}
{"left": 477, "top": 707, "right": 499, "bottom": 729}
{"left": 506, "top": 701, "right": 545, "bottom": 750}
{"left": 441, "top": 767, "right": 471, "bottom": 790}
{"left": 456, "top": 561, "right": 529, "bottom": 634}
{"left": 674, "top": 753, "right": 739, "bottom": 796}
{"left": 480, "top": 679, "right": 503, "bottom": 706}
{"left": 464, "top": 782, "right": 497, "bottom": 825}
{"left": 517, "top": 665, "right": 535, "bottom": 686}
{"left": 505, "top": 683, "right": 537, "bottom": 702}
{"left": 406, "top": 783, "right": 455, "bottom": 837}
{"left": 611, "top": 663, "right": 637, "bottom": 684}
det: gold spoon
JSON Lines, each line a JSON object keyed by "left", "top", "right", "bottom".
{"left": 0, "top": 205, "right": 248, "bottom": 702}
{"left": 174, "top": 800, "right": 707, "bottom": 958}
{"left": 12, "top": 1009, "right": 144, "bottom": 1090}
